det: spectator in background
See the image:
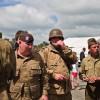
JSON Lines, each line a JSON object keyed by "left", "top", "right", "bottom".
{"left": 70, "top": 52, "right": 79, "bottom": 90}
{"left": 80, "top": 47, "right": 86, "bottom": 62}
{"left": 0, "top": 32, "right": 2, "bottom": 38}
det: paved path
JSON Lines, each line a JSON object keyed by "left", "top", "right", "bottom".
{"left": 71, "top": 80, "right": 86, "bottom": 100}
{"left": 71, "top": 88, "right": 85, "bottom": 100}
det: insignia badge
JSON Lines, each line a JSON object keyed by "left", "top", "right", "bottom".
{"left": 26, "top": 36, "right": 29, "bottom": 41}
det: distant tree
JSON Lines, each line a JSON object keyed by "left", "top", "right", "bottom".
{"left": 33, "top": 45, "right": 40, "bottom": 52}
{"left": 38, "top": 41, "right": 49, "bottom": 48}
{"left": 4, "top": 38, "right": 9, "bottom": 41}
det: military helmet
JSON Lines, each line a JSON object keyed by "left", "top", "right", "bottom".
{"left": 49, "top": 28, "right": 64, "bottom": 41}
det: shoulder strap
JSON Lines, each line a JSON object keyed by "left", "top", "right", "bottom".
{"left": 58, "top": 51, "right": 72, "bottom": 70}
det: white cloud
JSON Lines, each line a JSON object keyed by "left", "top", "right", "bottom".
{"left": 0, "top": 0, "right": 100, "bottom": 44}
{"left": 0, "top": 4, "right": 55, "bottom": 28}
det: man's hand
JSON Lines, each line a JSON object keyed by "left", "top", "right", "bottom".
{"left": 96, "top": 77, "right": 100, "bottom": 80}
{"left": 40, "top": 95, "right": 48, "bottom": 100}
{"left": 53, "top": 73, "right": 67, "bottom": 80}
{"left": 88, "top": 76, "right": 97, "bottom": 83}
{"left": 83, "top": 76, "right": 89, "bottom": 82}
{"left": 85, "top": 76, "right": 97, "bottom": 83}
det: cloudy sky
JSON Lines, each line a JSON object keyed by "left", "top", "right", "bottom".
{"left": 0, "top": 0, "right": 100, "bottom": 44}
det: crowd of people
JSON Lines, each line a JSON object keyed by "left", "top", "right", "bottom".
{"left": 0, "top": 28, "right": 100, "bottom": 100}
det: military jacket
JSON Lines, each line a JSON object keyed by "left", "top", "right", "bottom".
{"left": 10, "top": 51, "right": 49, "bottom": 99}
{"left": 41, "top": 44, "right": 76, "bottom": 95}
{"left": 80, "top": 55, "right": 100, "bottom": 78}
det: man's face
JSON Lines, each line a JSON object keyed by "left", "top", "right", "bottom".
{"left": 18, "top": 40, "right": 33, "bottom": 56}
{"left": 50, "top": 37, "right": 65, "bottom": 49}
{"left": 89, "top": 44, "right": 99, "bottom": 56}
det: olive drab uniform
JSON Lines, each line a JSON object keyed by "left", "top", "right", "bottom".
{"left": 41, "top": 44, "right": 76, "bottom": 100}
{"left": 10, "top": 51, "right": 49, "bottom": 100}
{"left": 80, "top": 55, "right": 100, "bottom": 100}
{"left": 0, "top": 59, "right": 16, "bottom": 100}
{"left": 0, "top": 39, "right": 16, "bottom": 100}
{"left": 0, "top": 63, "right": 16, "bottom": 100}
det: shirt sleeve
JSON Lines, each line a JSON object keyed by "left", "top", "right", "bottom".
{"left": 39, "top": 55, "right": 49, "bottom": 96}
{"left": 79, "top": 59, "right": 87, "bottom": 80}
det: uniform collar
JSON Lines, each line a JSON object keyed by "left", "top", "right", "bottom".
{"left": 87, "top": 54, "right": 100, "bottom": 62}
{"left": 49, "top": 44, "right": 60, "bottom": 54}
{"left": 16, "top": 50, "right": 33, "bottom": 60}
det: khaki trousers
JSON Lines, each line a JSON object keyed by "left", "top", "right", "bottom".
{"left": 48, "top": 92, "right": 72, "bottom": 100}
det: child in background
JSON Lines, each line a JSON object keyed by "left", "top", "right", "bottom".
{"left": 70, "top": 63, "right": 79, "bottom": 89}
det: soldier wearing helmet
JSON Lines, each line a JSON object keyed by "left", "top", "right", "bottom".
{"left": 40, "top": 28, "right": 77, "bottom": 100}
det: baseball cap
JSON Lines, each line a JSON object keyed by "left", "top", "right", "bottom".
{"left": 15, "top": 30, "right": 25, "bottom": 41}
{"left": 19, "top": 32, "right": 34, "bottom": 44}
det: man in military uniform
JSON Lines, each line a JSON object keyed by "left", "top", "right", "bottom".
{"left": 10, "top": 32, "right": 49, "bottom": 100}
{"left": 0, "top": 39, "right": 16, "bottom": 100}
{"left": 97, "top": 39, "right": 100, "bottom": 54}
{"left": 40, "top": 28, "right": 77, "bottom": 100}
{"left": 79, "top": 38, "right": 100, "bottom": 100}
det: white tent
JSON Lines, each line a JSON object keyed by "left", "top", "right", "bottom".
{"left": 64, "top": 36, "right": 100, "bottom": 61}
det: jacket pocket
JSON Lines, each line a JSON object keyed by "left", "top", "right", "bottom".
{"left": 30, "top": 65, "right": 42, "bottom": 77}
{"left": 10, "top": 82, "right": 24, "bottom": 100}
{"left": 10, "top": 82, "right": 24, "bottom": 93}
{"left": 29, "top": 85, "right": 41, "bottom": 99}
